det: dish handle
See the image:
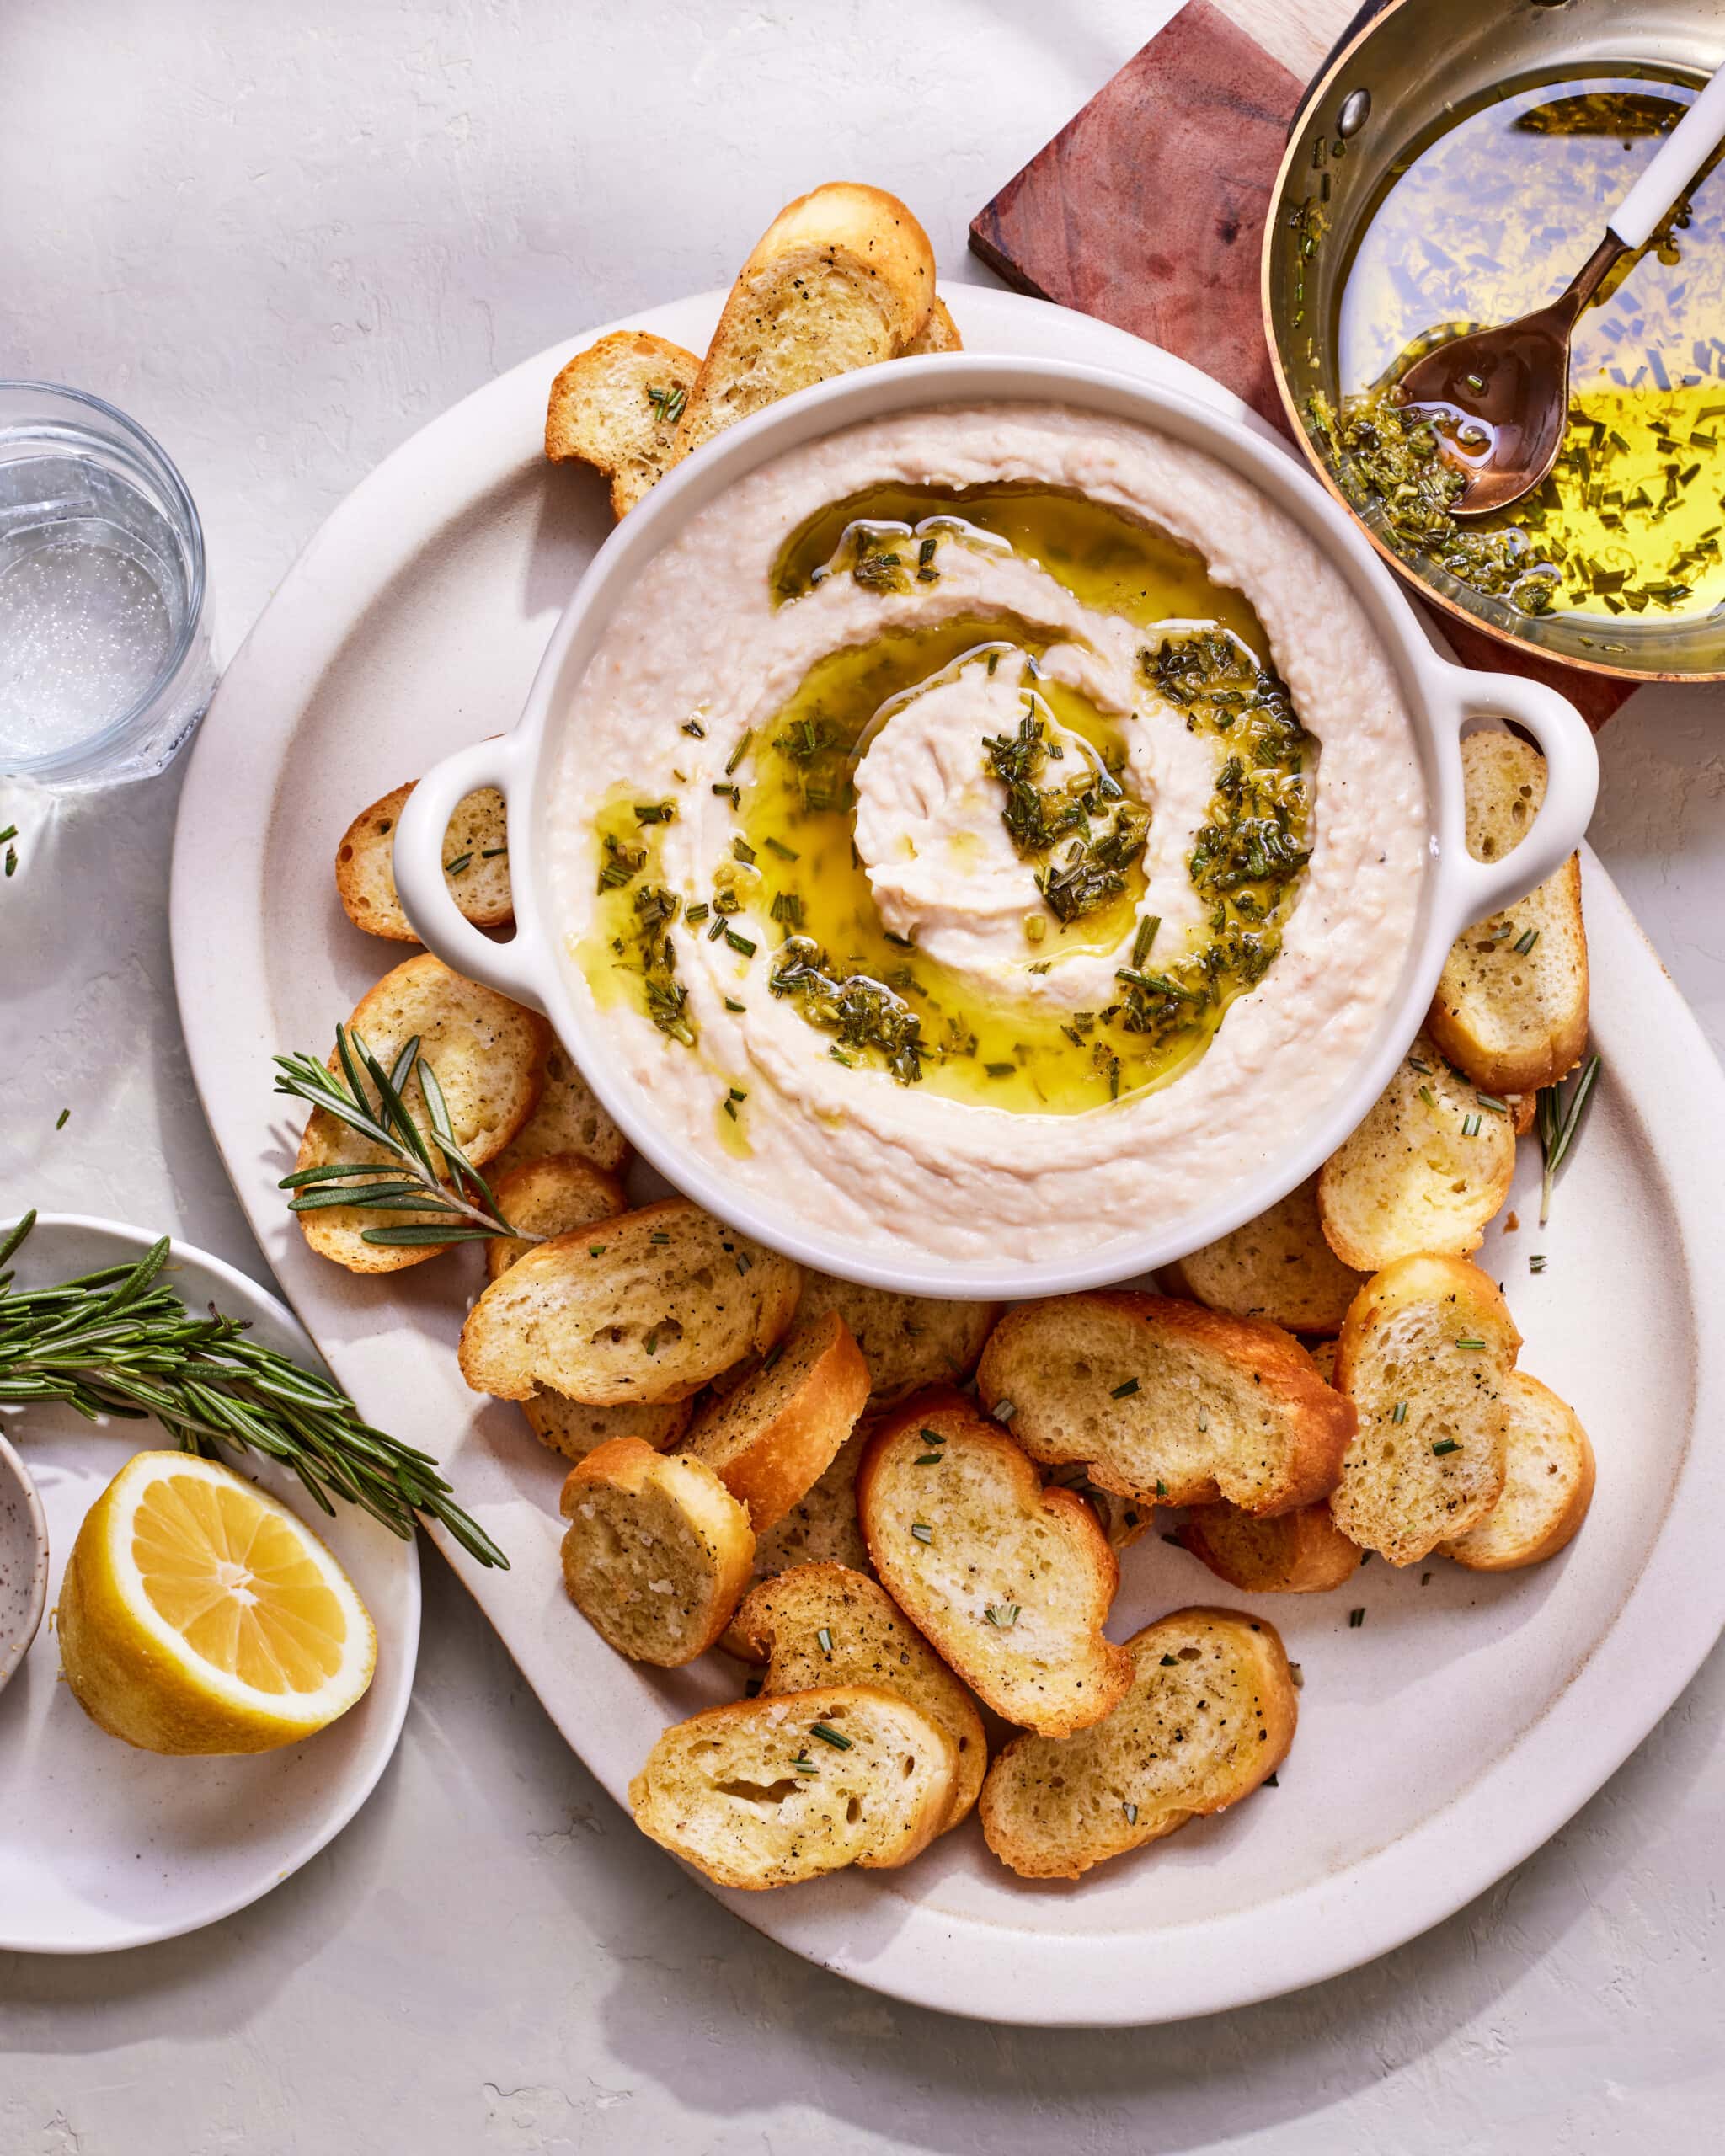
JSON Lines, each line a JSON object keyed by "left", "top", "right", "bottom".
{"left": 1436, "top": 669, "right": 1599, "bottom": 936}
{"left": 393, "top": 734, "right": 552, "bottom": 1013}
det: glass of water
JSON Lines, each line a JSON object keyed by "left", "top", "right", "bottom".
{"left": 0, "top": 382, "right": 216, "bottom": 789}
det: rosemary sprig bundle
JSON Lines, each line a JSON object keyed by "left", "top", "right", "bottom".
{"left": 274, "top": 1026, "right": 526, "bottom": 1247}
{"left": 1535, "top": 1051, "right": 1602, "bottom": 1226}
{"left": 0, "top": 1211, "right": 505, "bottom": 1567}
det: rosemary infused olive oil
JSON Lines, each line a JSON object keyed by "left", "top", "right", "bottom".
{"left": 1317, "top": 69, "right": 1725, "bottom": 626}
{"left": 583, "top": 510, "right": 1313, "bottom": 1120}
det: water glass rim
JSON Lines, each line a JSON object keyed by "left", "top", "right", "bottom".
{"left": 0, "top": 380, "right": 207, "bottom": 782}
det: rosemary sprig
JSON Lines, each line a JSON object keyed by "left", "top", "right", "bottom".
{"left": 0, "top": 1212, "right": 505, "bottom": 1567}
{"left": 273, "top": 1026, "right": 528, "bottom": 1247}
{"left": 1535, "top": 1052, "right": 1601, "bottom": 1226}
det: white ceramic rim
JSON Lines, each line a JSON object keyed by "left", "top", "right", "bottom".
{"left": 393, "top": 352, "right": 1599, "bottom": 1299}
{"left": 0, "top": 1212, "right": 421, "bottom": 1954}
{"left": 0, "top": 1425, "right": 49, "bottom": 1694}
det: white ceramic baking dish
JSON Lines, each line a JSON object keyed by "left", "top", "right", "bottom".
{"left": 393, "top": 354, "right": 1597, "bottom": 1299}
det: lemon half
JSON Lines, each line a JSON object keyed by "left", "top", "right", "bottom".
{"left": 58, "top": 1451, "right": 377, "bottom": 1755}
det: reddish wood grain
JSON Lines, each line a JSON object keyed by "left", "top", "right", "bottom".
{"left": 969, "top": 0, "right": 1632, "bottom": 728}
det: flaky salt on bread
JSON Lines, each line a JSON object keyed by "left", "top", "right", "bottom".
{"left": 857, "top": 1392, "right": 1131, "bottom": 1737}
{"left": 544, "top": 329, "right": 701, "bottom": 517}
{"left": 1178, "top": 1501, "right": 1359, "bottom": 1593}
{"left": 1317, "top": 1033, "right": 1516, "bottom": 1271}
{"left": 794, "top": 1272, "right": 997, "bottom": 1407}
{"left": 490, "top": 1041, "right": 628, "bottom": 1177}
{"left": 669, "top": 184, "right": 936, "bottom": 463}
{"left": 738, "top": 1563, "right": 985, "bottom": 1829}
{"left": 335, "top": 781, "right": 512, "bottom": 944}
{"left": 1332, "top": 1254, "right": 1520, "bottom": 1566}
{"left": 293, "top": 956, "right": 549, "bottom": 1275}
{"left": 979, "top": 1609, "right": 1297, "bottom": 1881}
{"left": 629, "top": 1684, "right": 956, "bottom": 1889}
{"left": 459, "top": 1198, "right": 801, "bottom": 1406}
{"left": 1439, "top": 1371, "right": 1594, "bottom": 1572}
{"left": 976, "top": 1293, "right": 1354, "bottom": 1516}
{"left": 482, "top": 1155, "right": 691, "bottom": 1462}
{"left": 483, "top": 1152, "right": 624, "bottom": 1283}
{"left": 684, "top": 1310, "right": 868, "bottom": 1532}
{"left": 558, "top": 1438, "right": 755, "bottom": 1665}
{"left": 1168, "top": 1175, "right": 1365, "bottom": 1335}
{"left": 1429, "top": 734, "right": 1589, "bottom": 1095}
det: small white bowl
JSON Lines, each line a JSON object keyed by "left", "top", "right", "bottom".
{"left": 394, "top": 355, "right": 1598, "bottom": 1299}
{"left": 0, "top": 1428, "right": 49, "bottom": 1695}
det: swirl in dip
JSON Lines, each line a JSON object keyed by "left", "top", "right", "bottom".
{"left": 548, "top": 405, "right": 1427, "bottom": 1263}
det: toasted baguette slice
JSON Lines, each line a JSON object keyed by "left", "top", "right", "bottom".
{"left": 670, "top": 184, "right": 936, "bottom": 462}
{"left": 544, "top": 329, "right": 702, "bottom": 517}
{"left": 857, "top": 1393, "right": 1131, "bottom": 1737}
{"left": 1429, "top": 734, "right": 1589, "bottom": 1094}
{"left": 1306, "top": 1338, "right": 1338, "bottom": 1385}
{"left": 684, "top": 1310, "right": 869, "bottom": 1532}
{"left": 1168, "top": 1176, "right": 1366, "bottom": 1335}
{"left": 484, "top": 1153, "right": 624, "bottom": 1283}
{"left": 980, "top": 1609, "right": 1296, "bottom": 1880}
{"left": 1439, "top": 1371, "right": 1594, "bottom": 1571}
{"left": 1332, "top": 1254, "right": 1520, "bottom": 1566}
{"left": 976, "top": 1293, "right": 1353, "bottom": 1516}
{"left": 458, "top": 1198, "right": 801, "bottom": 1406}
{"left": 334, "top": 780, "right": 512, "bottom": 944}
{"left": 902, "top": 295, "right": 963, "bottom": 354}
{"left": 1317, "top": 1033, "right": 1516, "bottom": 1271}
{"left": 523, "top": 1389, "right": 692, "bottom": 1465}
{"left": 1178, "top": 1501, "right": 1359, "bottom": 1593}
{"left": 720, "top": 1422, "right": 878, "bottom": 1660}
{"left": 794, "top": 1272, "right": 998, "bottom": 1407}
{"left": 490, "top": 1041, "right": 628, "bottom": 1177}
{"left": 738, "top": 1563, "right": 985, "bottom": 1830}
{"left": 293, "top": 958, "right": 549, "bottom": 1274}
{"left": 486, "top": 1155, "right": 689, "bottom": 1461}
{"left": 559, "top": 1438, "right": 756, "bottom": 1664}
{"left": 629, "top": 1684, "right": 955, "bottom": 1888}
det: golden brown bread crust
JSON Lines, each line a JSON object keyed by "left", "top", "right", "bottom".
{"left": 738, "top": 1561, "right": 986, "bottom": 1830}
{"left": 628, "top": 1684, "right": 956, "bottom": 1887}
{"left": 1439, "top": 1370, "right": 1594, "bottom": 1572}
{"left": 483, "top": 1153, "right": 625, "bottom": 1283}
{"left": 857, "top": 1390, "right": 1132, "bottom": 1737}
{"left": 544, "top": 329, "right": 701, "bottom": 517}
{"left": 457, "top": 1198, "right": 802, "bottom": 1405}
{"left": 979, "top": 1609, "right": 1297, "bottom": 1880}
{"left": 559, "top": 1438, "right": 756, "bottom": 1665}
{"left": 975, "top": 1291, "right": 1354, "bottom": 1517}
{"left": 1332, "top": 1254, "right": 1519, "bottom": 1565}
{"left": 684, "top": 1310, "right": 870, "bottom": 1532}
{"left": 1178, "top": 1501, "right": 1360, "bottom": 1593}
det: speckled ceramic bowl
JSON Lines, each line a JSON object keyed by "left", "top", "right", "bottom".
{"left": 0, "top": 1429, "right": 49, "bottom": 1695}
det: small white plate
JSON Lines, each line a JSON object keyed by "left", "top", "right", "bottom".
{"left": 0, "top": 1214, "right": 419, "bottom": 1954}
{"left": 168, "top": 286, "right": 1725, "bottom": 2023}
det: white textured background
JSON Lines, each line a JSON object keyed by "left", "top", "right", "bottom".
{"left": 3, "top": 3, "right": 1724, "bottom": 2149}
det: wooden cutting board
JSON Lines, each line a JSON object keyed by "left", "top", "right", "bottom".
{"left": 969, "top": 0, "right": 1632, "bottom": 728}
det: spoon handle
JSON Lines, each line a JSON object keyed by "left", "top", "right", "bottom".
{"left": 1608, "top": 67, "right": 1725, "bottom": 252}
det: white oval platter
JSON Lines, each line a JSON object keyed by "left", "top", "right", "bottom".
{"left": 0, "top": 1214, "right": 419, "bottom": 1953}
{"left": 168, "top": 285, "right": 1725, "bottom": 2023}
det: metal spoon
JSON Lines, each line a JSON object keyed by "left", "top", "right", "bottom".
{"left": 1394, "top": 65, "right": 1725, "bottom": 518}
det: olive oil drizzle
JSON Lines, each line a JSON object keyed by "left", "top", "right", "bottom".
{"left": 1316, "top": 71, "right": 1725, "bottom": 622}
{"left": 584, "top": 494, "right": 1314, "bottom": 1117}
